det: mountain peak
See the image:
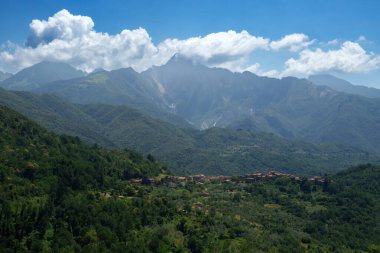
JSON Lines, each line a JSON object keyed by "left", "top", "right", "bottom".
{"left": 166, "top": 54, "right": 197, "bottom": 66}
{"left": 0, "top": 61, "right": 85, "bottom": 91}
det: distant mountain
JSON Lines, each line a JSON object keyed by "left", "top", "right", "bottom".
{"left": 1, "top": 88, "right": 377, "bottom": 175}
{"left": 309, "top": 74, "right": 380, "bottom": 98}
{"left": 3, "top": 59, "right": 380, "bottom": 153}
{"left": 35, "top": 68, "right": 191, "bottom": 127}
{"left": 0, "top": 88, "right": 112, "bottom": 146}
{"left": 0, "top": 70, "right": 12, "bottom": 82}
{"left": 0, "top": 61, "right": 85, "bottom": 91}
{"left": 144, "top": 56, "right": 380, "bottom": 152}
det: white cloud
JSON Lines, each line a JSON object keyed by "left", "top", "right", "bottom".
{"left": 159, "top": 30, "right": 269, "bottom": 65}
{"left": 327, "top": 39, "right": 339, "bottom": 45}
{"left": 282, "top": 41, "right": 380, "bottom": 76}
{"left": 0, "top": 10, "right": 273, "bottom": 73}
{"left": 0, "top": 9, "right": 378, "bottom": 78}
{"left": 0, "top": 9, "right": 284, "bottom": 73}
{"left": 270, "top": 33, "right": 315, "bottom": 52}
{"left": 260, "top": 69, "right": 280, "bottom": 78}
{"left": 26, "top": 9, "right": 94, "bottom": 47}
{"left": 0, "top": 9, "right": 160, "bottom": 73}
{"left": 357, "top": 35, "right": 366, "bottom": 42}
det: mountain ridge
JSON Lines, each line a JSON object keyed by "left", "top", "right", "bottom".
{"left": 0, "top": 61, "right": 85, "bottom": 91}
{"left": 0, "top": 87, "right": 378, "bottom": 176}
{"left": 309, "top": 74, "right": 380, "bottom": 98}
{"left": 2, "top": 60, "right": 380, "bottom": 153}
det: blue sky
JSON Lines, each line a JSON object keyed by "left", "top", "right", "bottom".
{"left": 1, "top": 0, "right": 380, "bottom": 87}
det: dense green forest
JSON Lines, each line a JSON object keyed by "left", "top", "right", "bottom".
{"left": 0, "top": 106, "right": 380, "bottom": 252}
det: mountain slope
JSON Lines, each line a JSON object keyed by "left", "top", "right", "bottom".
{"left": 35, "top": 68, "right": 191, "bottom": 127}
{"left": 0, "top": 61, "right": 85, "bottom": 91}
{"left": 0, "top": 88, "right": 113, "bottom": 146}
{"left": 2, "top": 88, "right": 377, "bottom": 175}
{"left": 144, "top": 57, "right": 380, "bottom": 152}
{"left": 309, "top": 74, "right": 380, "bottom": 98}
{"left": 0, "top": 105, "right": 165, "bottom": 185}
{"left": 5, "top": 60, "right": 380, "bottom": 154}
{"left": 1, "top": 108, "right": 379, "bottom": 252}
{"left": 0, "top": 70, "right": 12, "bottom": 82}
{"left": 232, "top": 77, "right": 380, "bottom": 152}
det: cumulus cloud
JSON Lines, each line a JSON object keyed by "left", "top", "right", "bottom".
{"left": 0, "top": 9, "right": 298, "bottom": 73}
{"left": 0, "top": 10, "right": 160, "bottom": 72}
{"left": 0, "top": 9, "right": 273, "bottom": 73}
{"left": 270, "top": 33, "right": 314, "bottom": 52}
{"left": 159, "top": 30, "right": 269, "bottom": 65}
{"left": 26, "top": 9, "right": 94, "bottom": 47}
{"left": 282, "top": 41, "right": 380, "bottom": 76}
{"left": 0, "top": 9, "right": 378, "bottom": 77}
{"left": 327, "top": 39, "right": 339, "bottom": 45}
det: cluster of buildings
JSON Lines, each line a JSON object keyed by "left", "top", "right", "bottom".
{"left": 242, "top": 171, "right": 301, "bottom": 181}
{"left": 129, "top": 171, "right": 326, "bottom": 186}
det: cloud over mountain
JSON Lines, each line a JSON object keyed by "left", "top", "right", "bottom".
{"left": 283, "top": 41, "right": 380, "bottom": 76}
{"left": 0, "top": 9, "right": 378, "bottom": 77}
{"left": 270, "top": 33, "right": 314, "bottom": 52}
{"left": 26, "top": 9, "right": 94, "bottom": 47}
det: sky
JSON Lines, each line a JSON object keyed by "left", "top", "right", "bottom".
{"left": 0, "top": 0, "right": 380, "bottom": 87}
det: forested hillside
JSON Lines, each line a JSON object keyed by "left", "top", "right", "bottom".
{"left": 2, "top": 60, "right": 380, "bottom": 153}
{"left": 1, "top": 89, "right": 377, "bottom": 175}
{"left": 0, "top": 107, "right": 379, "bottom": 252}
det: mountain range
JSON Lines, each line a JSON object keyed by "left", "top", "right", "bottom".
{"left": 309, "top": 74, "right": 380, "bottom": 98}
{"left": 144, "top": 56, "right": 380, "bottom": 152}
{"left": 0, "top": 87, "right": 377, "bottom": 175}
{"left": 0, "top": 58, "right": 380, "bottom": 174}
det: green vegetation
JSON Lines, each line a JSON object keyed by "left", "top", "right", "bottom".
{"left": 35, "top": 67, "right": 191, "bottom": 128}
{"left": 0, "top": 105, "right": 379, "bottom": 252}
{"left": 1, "top": 89, "right": 377, "bottom": 176}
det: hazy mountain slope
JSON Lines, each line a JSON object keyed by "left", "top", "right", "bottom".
{"left": 0, "top": 88, "right": 113, "bottom": 146}
{"left": 0, "top": 61, "right": 85, "bottom": 91}
{"left": 80, "top": 103, "right": 196, "bottom": 154}
{"left": 81, "top": 104, "right": 378, "bottom": 176}
{"left": 0, "top": 70, "right": 12, "bottom": 82}
{"left": 309, "top": 74, "right": 380, "bottom": 98}
{"left": 2, "top": 88, "right": 377, "bottom": 175}
{"left": 232, "top": 77, "right": 380, "bottom": 151}
{"left": 7, "top": 60, "right": 380, "bottom": 154}
{"left": 35, "top": 68, "right": 191, "bottom": 127}
{"left": 144, "top": 58, "right": 380, "bottom": 152}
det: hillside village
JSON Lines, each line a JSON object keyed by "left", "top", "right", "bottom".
{"left": 129, "top": 170, "right": 326, "bottom": 187}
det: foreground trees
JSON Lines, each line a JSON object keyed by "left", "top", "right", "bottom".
{"left": 0, "top": 106, "right": 379, "bottom": 252}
